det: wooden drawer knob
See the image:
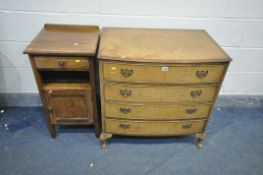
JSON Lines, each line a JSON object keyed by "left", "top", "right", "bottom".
{"left": 58, "top": 60, "right": 65, "bottom": 67}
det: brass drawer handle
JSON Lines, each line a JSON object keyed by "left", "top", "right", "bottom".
{"left": 120, "top": 89, "right": 132, "bottom": 97}
{"left": 185, "top": 108, "right": 197, "bottom": 114}
{"left": 120, "top": 108, "right": 131, "bottom": 114}
{"left": 120, "top": 68, "right": 133, "bottom": 77}
{"left": 119, "top": 123, "right": 130, "bottom": 129}
{"left": 196, "top": 70, "right": 208, "bottom": 79}
{"left": 182, "top": 123, "right": 192, "bottom": 129}
{"left": 191, "top": 90, "right": 202, "bottom": 98}
{"left": 58, "top": 60, "right": 65, "bottom": 67}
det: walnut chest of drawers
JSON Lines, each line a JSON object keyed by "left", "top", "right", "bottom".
{"left": 24, "top": 24, "right": 100, "bottom": 138}
{"left": 98, "top": 28, "right": 231, "bottom": 148}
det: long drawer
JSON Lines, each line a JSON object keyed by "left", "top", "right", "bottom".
{"left": 104, "top": 83, "right": 217, "bottom": 102}
{"left": 103, "top": 62, "right": 225, "bottom": 84}
{"left": 35, "top": 56, "right": 89, "bottom": 70}
{"left": 105, "top": 118, "right": 206, "bottom": 136}
{"left": 105, "top": 102, "right": 211, "bottom": 120}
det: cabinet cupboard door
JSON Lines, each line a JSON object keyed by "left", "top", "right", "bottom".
{"left": 45, "top": 89, "right": 93, "bottom": 125}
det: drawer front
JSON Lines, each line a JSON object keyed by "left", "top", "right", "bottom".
{"left": 104, "top": 84, "right": 217, "bottom": 102}
{"left": 103, "top": 62, "right": 225, "bottom": 84}
{"left": 105, "top": 102, "right": 211, "bottom": 120}
{"left": 105, "top": 119, "right": 205, "bottom": 135}
{"left": 35, "top": 57, "right": 89, "bottom": 70}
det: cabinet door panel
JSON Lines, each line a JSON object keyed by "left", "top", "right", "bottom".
{"left": 45, "top": 89, "right": 93, "bottom": 125}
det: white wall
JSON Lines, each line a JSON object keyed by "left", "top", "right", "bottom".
{"left": 0, "top": 0, "right": 263, "bottom": 95}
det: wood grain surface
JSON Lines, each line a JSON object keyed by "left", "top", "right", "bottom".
{"left": 98, "top": 28, "right": 231, "bottom": 63}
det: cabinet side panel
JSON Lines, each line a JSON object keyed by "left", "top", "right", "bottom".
{"left": 99, "top": 60, "right": 106, "bottom": 131}
{"left": 202, "top": 62, "right": 230, "bottom": 132}
{"left": 29, "top": 55, "right": 56, "bottom": 137}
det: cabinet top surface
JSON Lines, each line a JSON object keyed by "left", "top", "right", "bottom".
{"left": 24, "top": 24, "right": 100, "bottom": 56}
{"left": 98, "top": 28, "right": 231, "bottom": 63}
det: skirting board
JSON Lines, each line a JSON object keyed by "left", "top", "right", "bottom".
{"left": 0, "top": 93, "right": 263, "bottom": 108}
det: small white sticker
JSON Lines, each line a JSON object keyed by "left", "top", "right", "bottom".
{"left": 162, "top": 66, "right": 168, "bottom": 72}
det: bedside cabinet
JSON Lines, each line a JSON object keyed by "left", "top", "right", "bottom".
{"left": 24, "top": 24, "right": 100, "bottom": 138}
{"left": 98, "top": 28, "right": 231, "bottom": 148}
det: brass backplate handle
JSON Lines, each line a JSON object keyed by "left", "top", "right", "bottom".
{"left": 196, "top": 70, "right": 208, "bottom": 79}
{"left": 120, "top": 108, "right": 131, "bottom": 114}
{"left": 182, "top": 123, "right": 192, "bottom": 129}
{"left": 191, "top": 90, "right": 202, "bottom": 98}
{"left": 119, "top": 123, "right": 130, "bottom": 129}
{"left": 120, "top": 89, "right": 132, "bottom": 97}
{"left": 120, "top": 68, "right": 133, "bottom": 77}
{"left": 185, "top": 108, "right": 197, "bottom": 114}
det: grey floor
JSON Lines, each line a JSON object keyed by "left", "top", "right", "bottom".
{"left": 0, "top": 107, "right": 262, "bottom": 175}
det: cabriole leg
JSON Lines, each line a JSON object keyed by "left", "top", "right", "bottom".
{"left": 195, "top": 133, "right": 206, "bottom": 149}
{"left": 100, "top": 133, "right": 112, "bottom": 149}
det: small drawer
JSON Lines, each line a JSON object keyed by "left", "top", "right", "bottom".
{"left": 34, "top": 57, "right": 89, "bottom": 70}
{"left": 105, "top": 102, "right": 211, "bottom": 120}
{"left": 103, "top": 62, "right": 225, "bottom": 84}
{"left": 105, "top": 118, "right": 206, "bottom": 136}
{"left": 104, "top": 83, "right": 217, "bottom": 102}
